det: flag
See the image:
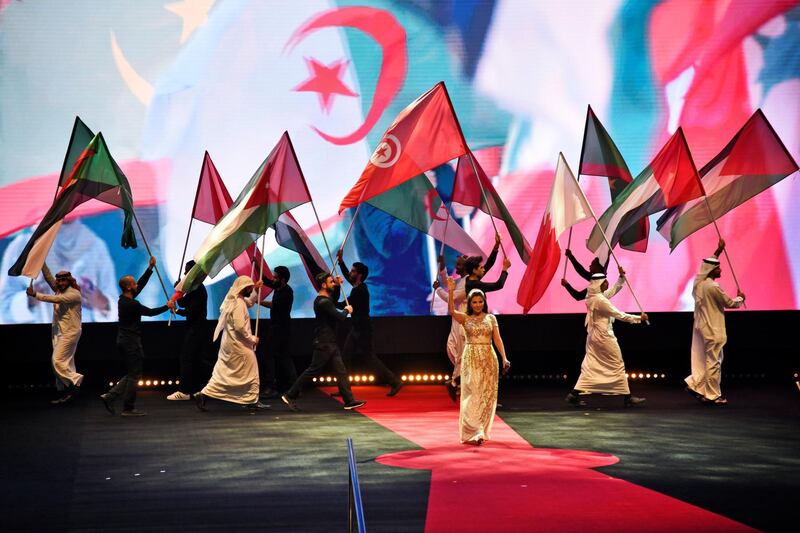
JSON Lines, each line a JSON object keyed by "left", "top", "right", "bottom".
{"left": 58, "top": 116, "right": 96, "bottom": 189}
{"left": 8, "top": 132, "right": 137, "bottom": 278}
{"left": 587, "top": 128, "right": 703, "bottom": 262}
{"left": 177, "top": 132, "right": 310, "bottom": 295}
{"left": 339, "top": 82, "right": 468, "bottom": 212}
{"left": 452, "top": 152, "right": 532, "bottom": 263}
{"left": 517, "top": 154, "right": 593, "bottom": 313}
{"left": 272, "top": 211, "right": 328, "bottom": 287}
{"left": 189, "top": 151, "right": 273, "bottom": 289}
{"left": 579, "top": 105, "right": 648, "bottom": 252}
{"left": 366, "top": 173, "right": 483, "bottom": 257}
{"left": 657, "top": 110, "right": 799, "bottom": 250}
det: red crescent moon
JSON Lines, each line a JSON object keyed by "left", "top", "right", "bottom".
{"left": 425, "top": 188, "right": 447, "bottom": 221}
{"left": 285, "top": 7, "right": 407, "bottom": 146}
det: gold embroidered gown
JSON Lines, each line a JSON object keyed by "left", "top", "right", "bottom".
{"left": 459, "top": 313, "right": 499, "bottom": 443}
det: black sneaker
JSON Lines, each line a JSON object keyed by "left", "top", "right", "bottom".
{"left": 624, "top": 396, "right": 646, "bottom": 407}
{"left": 194, "top": 392, "right": 208, "bottom": 412}
{"left": 387, "top": 382, "right": 403, "bottom": 397}
{"left": 281, "top": 394, "right": 299, "bottom": 412}
{"left": 565, "top": 392, "right": 587, "bottom": 407}
{"left": 120, "top": 409, "right": 146, "bottom": 417}
{"left": 343, "top": 399, "right": 366, "bottom": 410}
{"left": 100, "top": 393, "right": 115, "bottom": 415}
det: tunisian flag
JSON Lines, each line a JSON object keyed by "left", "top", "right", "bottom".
{"left": 338, "top": 82, "right": 468, "bottom": 212}
{"left": 517, "top": 154, "right": 594, "bottom": 314}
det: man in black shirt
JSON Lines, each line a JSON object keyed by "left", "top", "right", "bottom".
{"left": 337, "top": 250, "right": 402, "bottom": 397}
{"left": 463, "top": 254, "right": 511, "bottom": 296}
{"left": 167, "top": 260, "right": 209, "bottom": 401}
{"left": 560, "top": 250, "right": 611, "bottom": 300}
{"left": 281, "top": 272, "right": 366, "bottom": 411}
{"left": 100, "top": 256, "right": 173, "bottom": 416}
{"left": 256, "top": 266, "right": 297, "bottom": 399}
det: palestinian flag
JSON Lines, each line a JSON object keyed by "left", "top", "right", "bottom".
{"left": 657, "top": 109, "right": 799, "bottom": 249}
{"left": 587, "top": 128, "right": 704, "bottom": 262}
{"left": 366, "top": 172, "right": 483, "bottom": 257}
{"left": 579, "top": 105, "right": 647, "bottom": 252}
{"left": 9, "top": 132, "right": 137, "bottom": 278}
{"left": 452, "top": 151, "right": 532, "bottom": 263}
{"left": 272, "top": 211, "right": 328, "bottom": 287}
{"left": 177, "top": 132, "right": 311, "bottom": 295}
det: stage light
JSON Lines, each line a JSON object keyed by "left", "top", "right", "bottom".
{"left": 160, "top": 380, "right": 165, "bottom": 385}
{"left": 445, "top": 375, "right": 450, "bottom": 381}
{"left": 138, "top": 380, "right": 144, "bottom": 386}
{"left": 326, "top": 377, "right": 332, "bottom": 383}
{"left": 646, "top": 374, "right": 651, "bottom": 379}
{"left": 168, "top": 380, "right": 173, "bottom": 385}
{"left": 661, "top": 374, "right": 666, "bottom": 378}
{"left": 401, "top": 375, "right": 407, "bottom": 381}
{"left": 354, "top": 376, "right": 361, "bottom": 382}
{"left": 176, "top": 380, "right": 180, "bottom": 385}
{"left": 362, "top": 375, "right": 368, "bottom": 382}
{"left": 145, "top": 380, "right": 152, "bottom": 386}
{"left": 437, "top": 375, "right": 443, "bottom": 380}
{"left": 638, "top": 373, "right": 644, "bottom": 379}
{"left": 423, "top": 375, "right": 429, "bottom": 381}
{"left": 368, "top": 376, "right": 375, "bottom": 382}
{"left": 312, "top": 378, "right": 317, "bottom": 382}
{"left": 108, "top": 381, "right": 113, "bottom": 387}
{"left": 416, "top": 374, "right": 422, "bottom": 381}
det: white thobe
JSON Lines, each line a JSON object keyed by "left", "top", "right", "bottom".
{"left": 686, "top": 277, "right": 743, "bottom": 400}
{"left": 36, "top": 283, "right": 83, "bottom": 389}
{"left": 202, "top": 293, "right": 260, "bottom": 404}
{"left": 574, "top": 288, "right": 640, "bottom": 395}
{"left": 436, "top": 276, "right": 466, "bottom": 379}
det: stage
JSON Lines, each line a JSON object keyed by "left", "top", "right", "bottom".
{"left": 2, "top": 381, "right": 797, "bottom": 532}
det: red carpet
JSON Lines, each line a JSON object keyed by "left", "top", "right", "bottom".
{"left": 325, "top": 386, "right": 756, "bottom": 532}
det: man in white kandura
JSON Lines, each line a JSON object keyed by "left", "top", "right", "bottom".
{"left": 195, "top": 276, "right": 266, "bottom": 414}
{"left": 566, "top": 272, "right": 648, "bottom": 408}
{"left": 685, "top": 240, "right": 744, "bottom": 405}
{"left": 25, "top": 264, "right": 83, "bottom": 404}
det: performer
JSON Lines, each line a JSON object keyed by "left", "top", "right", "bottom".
{"left": 167, "top": 260, "right": 209, "bottom": 401}
{"left": 446, "top": 278, "right": 510, "bottom": 445}
{"left": 463, "top": 253, "right": 511, "bottom": 296}
{"left": 561, "top": 249, "right": 611, "bottom": 300}
{"left": 256, "top": 266, "right": 297, "bottom": 400}
{"left": 101, "top": 257, "right": 173, "bottom": 416}
{"left": 281, "top": 272, "right": 366, "bottom": 411}
{"left": 25, "top": 263, "right": 83, "bottom": 404}
{"left": 336, "top": 250, "right": 402, "bottom": 397}
{"left": 434, "top": 235, "right": 502, "bottom": 401}
{"left": 195, "top": 276, "right": 266, "bottom": 413}
{"left": 685, "top": 240, "right": 744, "bottom": 405}
{"left": 565, "top": 273, "right": 648, "bottom": 408}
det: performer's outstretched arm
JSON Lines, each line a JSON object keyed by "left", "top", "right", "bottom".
{"left": 447, "top": 278, "right": 467, "bottom": 324}
{"left": 134, "top": 256, "right": 156, "bottom": 296}
{"left": 561, "top": 279, "right": 587, "bottom": 301}
{"left": 483, "top": 234, "right": 501, "bottom": 272}
{"left": 41, "top": 262, "right": 57, "bottom": 292}
{"left": 565, "top": 249, "right": 591, "bottom": 281}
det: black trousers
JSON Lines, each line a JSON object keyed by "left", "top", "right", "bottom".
{"left": 107, "top": 339, "right": 144, "bottom": 411}
{"left": 259, "top": 326, "right": 296, "bottom": 392}
{"left": 178, "top": 324, "right": 209, "bottom": 394}
{"left": 342, "top": 328, "right": 399, "bottom": 386}
{"left": 285, "top": 342, "right": 354, "bottom": 403}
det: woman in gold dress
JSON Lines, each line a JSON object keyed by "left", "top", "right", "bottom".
{"left": 447, "top": 278, "right": 510, "bottom": 445}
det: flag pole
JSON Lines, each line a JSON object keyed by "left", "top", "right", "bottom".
{"left": 563, "top": 106, "right": 591, "bottom": 279}
{"left": 254, "top": 231, "right": 267, "bottom": 338}
{"left": 700, "top": 197, "right": 745, "bottom": 306}
{"left": 177, "top": 153, "right": 208, "bottom": 284}
{"left": 466, "top": 152, "right": 507, "bottom": 258}
{"left": 429, "top": 177, "right": 457, "bottom": 312}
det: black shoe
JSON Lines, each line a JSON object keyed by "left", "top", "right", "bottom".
{"left": 100, "top": 393, "right": 115, "bottom": 415}
{"left": 51, "top": 395, "right": 67, "bottom": 405}
{"left": 280, "top": 394, "right": 299, "bottom": 412}
{"left": 445, "top": 381, "right": 457, "bottom": 403}
{"left": 194, "top": 393, "right": 208, "bottom": 412}
{"left": 260, "top": 388, "right": 280, "bottom": 400}
{"left": 565, "top": 392, "right": 587, "bottom": 407}
{"left": 685, "top": 386, "right": 704, "bottom": 402}
{"left": 387, "top": 382, "right": 403, "bottom": 397}
{"left": 343, "top": 399, "right": 366, "bottom": 410}
{"left": 624, "top": 396, "right": 646, "bottom": 407}
{"left": 120, "top": 409, "right": 146, "bottom": 417}
{"left": 247, "top": 402, "right": 270, "bottom": 414}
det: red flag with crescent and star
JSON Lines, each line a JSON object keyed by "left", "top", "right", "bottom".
{"left": 338, "top": 82, "right": 469, "bottom": 213}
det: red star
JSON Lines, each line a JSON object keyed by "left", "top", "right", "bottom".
{"left": 293, "top": 57, "right": 358, "bottom": 114}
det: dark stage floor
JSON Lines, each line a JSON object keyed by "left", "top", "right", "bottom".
{"left": 1, "top": 381, "right": 798, "bottom": 532}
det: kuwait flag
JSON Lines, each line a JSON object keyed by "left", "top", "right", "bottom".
{"left": 177, "top": 132, "right": 311, "bottom": 295}
{"left": 339, "top": 81, "right": 469, "bottom": 212}
{"left": 517, "top": 154, "right": 593, "bottom": 314}
{"left": 366, "top": 172, "right": 484, "bottom": 257}
{"left": 9, "top": 132, "right": 137, "bottom": 278}
{"left": 272, "top": 211, "right": 328, "bottom": 288}
{"left": 587, "top": 128, "right": 704, "bottom": 262}
{"left": 579, "top": 105, "right": 647, "bottom": 252}
{"left": 187, "top": 151, "right": 273, "bottom": 293}
{"left": 57, "top": 116, "right": 96, "bottom": 191}
{"left": 657, "top": 109, "right": 799, "bottom": 250}
{"left": 452, "top": 151, "right": 532, "bottom": 263}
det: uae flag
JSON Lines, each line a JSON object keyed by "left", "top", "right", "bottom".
{"left": 366, "top": 172, "right": 483, "bottom": 257}
{"left": 657, "top": 109, "right": 799, "bottom": 249}
{"left": 177, "top": 132, "right": 311, "bottom": 295}
{"left": 9, "top": 132, "right": 137, "bottom": 278}
{"left": 452, "top": 151, "right": 532, "bottom": 263}
{"left": 579, "top": 105, "right": 647, "bottom": 252}
{"left": 272, "top": 211, "right": 328, "bottom": 287}
{"left": 587, "top": 128, "right": 704, "bottom": 262}
{"left": 517, "top": 154, "right": 594, "bottom": 314}
{"left": 187, "top": 151, "right": 274, "bottom": 293}
{"left": 339, "top": 81, "right": 469, "bottom": 212}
